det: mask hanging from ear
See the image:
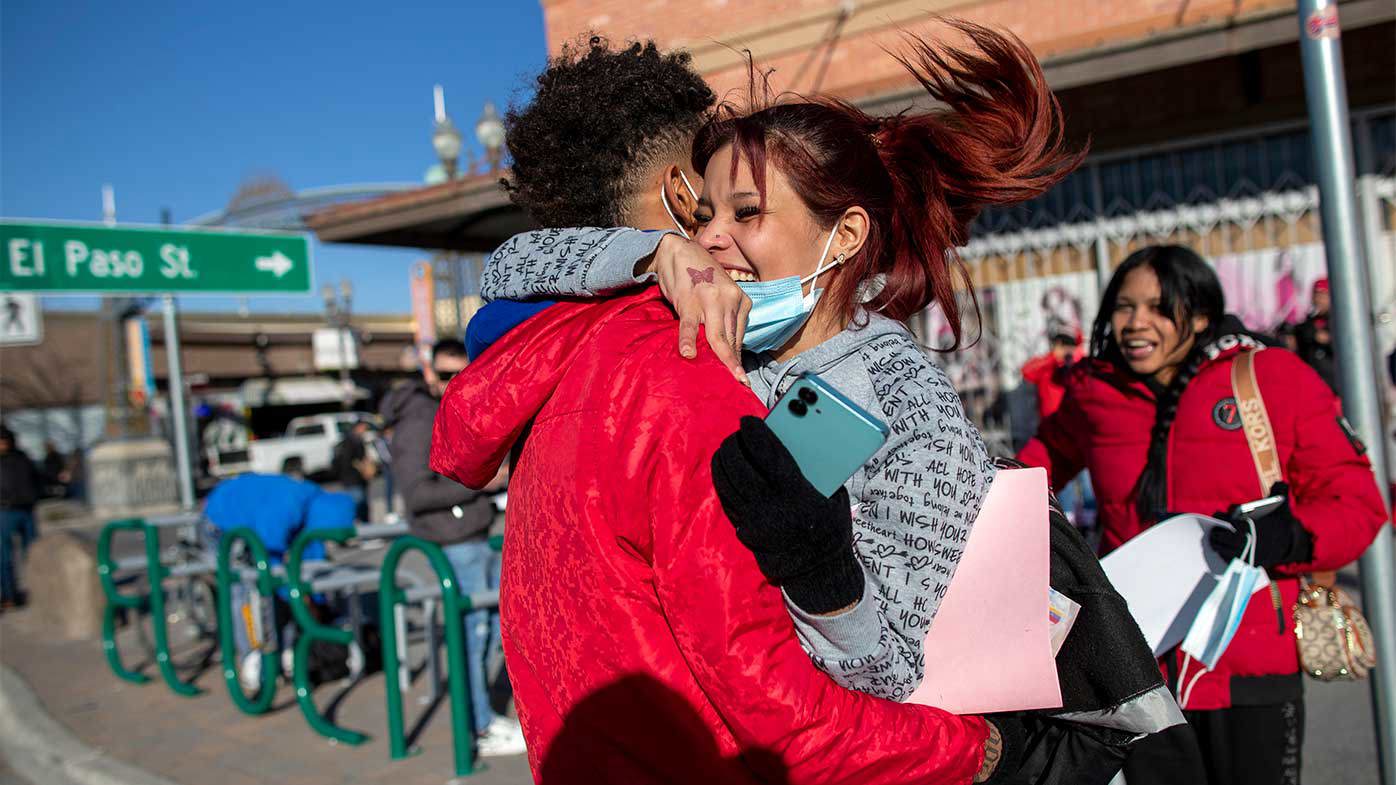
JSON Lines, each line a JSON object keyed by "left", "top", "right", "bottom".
{"left": 737, "top": 224, "right": 843, "bottom": 353}
{"left": 660, "top": 170, "right": 700, "bottom": 239}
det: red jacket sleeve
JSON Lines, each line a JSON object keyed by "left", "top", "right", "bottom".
{"left": 1017, "top": 382, "right": 1089, "bottom": 492}
{"left": 645, "top": 381, "right": 989, "bottom": 785}
{"left": 1262, "top": 350, "right": 1388, "bottom": 575}
{"left": 1020, "top": 354, "right": 1056, "bottom": 387}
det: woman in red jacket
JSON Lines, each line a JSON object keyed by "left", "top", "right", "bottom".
{"left": 1018, "top": 245, "right": 1386, "bottom": 785}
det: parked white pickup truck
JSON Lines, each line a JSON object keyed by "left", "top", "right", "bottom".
{"left": 247, "top": 412, "right": 379, "bottom": 478}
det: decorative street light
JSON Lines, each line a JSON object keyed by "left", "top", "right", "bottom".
{"left": 323, "top": 280, "right": 354, "bottom": 410}
{"left": 432, "top": 85, "right": 464, "bottom": 180}
{"left": 476, "top": 101, "right": 505, "bottom": 174}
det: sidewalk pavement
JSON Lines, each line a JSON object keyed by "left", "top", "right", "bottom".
{"left": 0, "top": 569, "right": 1383, "bottom": 785}
{"left": 0, "top": 608, "right": 532, "bottom": 785}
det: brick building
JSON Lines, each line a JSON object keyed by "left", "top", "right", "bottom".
{"left": 314, "top": 0, "right": 1395, "bottom": 450}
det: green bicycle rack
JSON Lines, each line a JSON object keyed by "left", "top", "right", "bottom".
{"left": 96, "top": 518, "right": 201, "bottom": 696}
{"left": 379, "top": 536, "right": 478, "bottom": 777}
{"left": 215, "top": 526, "right": 279, "bottom": 715}
{"left": 286, "top": 527, "right": 369, "bottom": 745}
{"left": 97, "top": 519, "right": 152, "bottom": 685}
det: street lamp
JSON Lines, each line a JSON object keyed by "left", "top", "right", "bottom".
{"left": 323, "top": 281, "right": 354, "bottom": 410}
{"left": 432, "top": 85, "right": 464, "bottom": 180}
{"left": 476, "top": 100, "right": 505, "bottom": 174}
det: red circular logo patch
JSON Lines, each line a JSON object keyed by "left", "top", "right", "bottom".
{"left": 1213, "top": 397, "right": 1242, "bottom": 431}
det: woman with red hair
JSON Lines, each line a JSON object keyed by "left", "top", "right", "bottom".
{"left": 470, "top": 22, "right": 1175, "bottom": 780}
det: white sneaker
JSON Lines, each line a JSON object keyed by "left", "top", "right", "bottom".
{"left": 238, "top": 652, "right": 262, "bottom": 692}
{"left": 477, "top": 716, "right": 528, "bottom": 757}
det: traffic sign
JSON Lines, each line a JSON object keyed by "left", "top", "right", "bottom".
{"left": 0, "top": 293, "right": 42, "bottom": 345}
{"left": 0, "top": 220, "right": 313, "bottom": 295}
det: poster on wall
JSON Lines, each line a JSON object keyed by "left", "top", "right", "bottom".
{"left": 1212, "top": 243, "right": 1328, "bottom": 333}
{"left": 921, "top": 290, "right": 999, "bottom": 398}
{"left": 991, "top": 271, "right": 1100, "bottom": 391}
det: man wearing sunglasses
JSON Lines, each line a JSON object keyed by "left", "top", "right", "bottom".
{"left": 379, "top": 338, "right": 522, "bottom": 756}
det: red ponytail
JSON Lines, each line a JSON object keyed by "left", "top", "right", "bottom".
{"left": 693, "top": 20, "right": 1085, "bottom": 349}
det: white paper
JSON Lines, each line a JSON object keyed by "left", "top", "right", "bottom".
{"left": 1100, "top": 514, "right": 1269, "bottom": 656}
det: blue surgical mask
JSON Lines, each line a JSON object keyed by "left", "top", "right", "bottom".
{"left": 737, "top": 225, "right": 843, "bottom": 353}
{"left": 661, "top": 171, "right": 700, "bottom": 239}
{"left": 1178, "top": 519, "right": 1266, "bottom": 701}
{"left": 1181, "top": 558, "right": 1263, "bottom": 671}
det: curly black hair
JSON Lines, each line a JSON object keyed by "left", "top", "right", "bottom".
{"left": 503, "top": 36, "right": 716, "bottom": 228}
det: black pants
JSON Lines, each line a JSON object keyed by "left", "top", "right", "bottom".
{"left": 1122, "top": 700, "right": 1304, "bottom": 785}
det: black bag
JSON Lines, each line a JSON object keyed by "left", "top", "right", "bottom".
{"left": 303, "top": 623, "right": 383, "bottom": 686}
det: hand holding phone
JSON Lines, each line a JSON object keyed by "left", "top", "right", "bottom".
{"left": 763, "top": 374, "right": 889, "bottom": 497}
{"left": 1231, "top": 494, "right": 1285, "bottom": 521}
{"left": 1210, "top": 482, "right": 1313, "bottom": 569}
{"left": 711, "top": 415, "right": 866, "bottom": 613}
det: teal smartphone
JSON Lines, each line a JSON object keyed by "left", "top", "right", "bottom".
{"left": 765, "top": 374, "right": 890, "bottom": 497}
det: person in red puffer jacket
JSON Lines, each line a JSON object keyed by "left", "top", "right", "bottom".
{"left": 1020, "top": 326, "right": 1084, "bottom": 422}
{"left": 1018, "top": 245, "right": 1386, "bottom": 785}
{"left": 431, "top": 291, "right": 999, "bottom": 785}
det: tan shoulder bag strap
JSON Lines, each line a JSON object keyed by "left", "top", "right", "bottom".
{"left": 1232, "top": 350, "right": 1335, "bottom": 591}
{"left": 1231, "top": 349, "right": 1284, "bottom": 494}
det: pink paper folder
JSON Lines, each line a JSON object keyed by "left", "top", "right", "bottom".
{"left": 906, "top": 467, "right": 1062, "bottom": 714}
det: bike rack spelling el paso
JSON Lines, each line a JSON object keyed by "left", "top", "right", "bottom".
{"left": 98, "top": 517, "right": 498, "bottom": 777}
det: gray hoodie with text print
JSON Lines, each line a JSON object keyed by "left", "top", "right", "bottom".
{"left": 481, "top": 226, "right": 995, "bottom": 700}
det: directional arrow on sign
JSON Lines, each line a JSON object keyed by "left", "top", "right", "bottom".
{"left": 255, "top": 251, "right": 294, "bottom": 278}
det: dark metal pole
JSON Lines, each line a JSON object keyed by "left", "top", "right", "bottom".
{"left": 1295, "top": 3, "right": 1396, "bottom": 782}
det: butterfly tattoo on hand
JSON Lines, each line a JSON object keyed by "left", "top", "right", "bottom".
{"left": 687, "top": 267, "right": 715, "bottom": 286}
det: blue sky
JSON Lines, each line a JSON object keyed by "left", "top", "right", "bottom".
{"left": 2, "top": 1, "right": 548, "bottom": 314}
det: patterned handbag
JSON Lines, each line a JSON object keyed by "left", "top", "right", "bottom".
{"left": 1231, "top": 349, "right": 1377, "bottom": 682}
{"left": 1293, "top": 573, "right": 1378, "bottom": 681}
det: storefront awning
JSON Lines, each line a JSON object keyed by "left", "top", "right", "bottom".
{"left": 305, "top": 173, "right": 534, "bottom": 252}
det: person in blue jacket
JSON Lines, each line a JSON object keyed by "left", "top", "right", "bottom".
{"left": 204, "top": 474, "right": 357, "bottom": 685}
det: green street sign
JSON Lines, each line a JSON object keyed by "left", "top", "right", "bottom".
{"left": 0, "top": 220, "right": 313, "bottom": 295}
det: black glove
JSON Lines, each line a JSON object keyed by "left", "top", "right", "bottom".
{"left": 711, "top": 416, "right": 864, "bottom": 614}
{"left": 1209, "top": 482, "right": 1314, "bottom": 568}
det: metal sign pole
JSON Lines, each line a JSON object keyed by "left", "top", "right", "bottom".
{"left": 162, "top": 295, "right": 195, "bottom": 510}
{"left": 1295, "top": 2, "right": 1396, "bottom": 783}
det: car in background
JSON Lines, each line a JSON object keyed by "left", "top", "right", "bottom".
{"left": 238, "top": 412, "right": 379, "bottom": 479}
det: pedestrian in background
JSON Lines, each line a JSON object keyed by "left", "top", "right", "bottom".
{"left": 1021, "top": 324, "right": 1084, "bottom": 422}
{"left": 1294, "top": 277, "right": 1338, "bottom": 392}
{"left": 379, "top": 338, "right": 521, "bottom": 757}
{"left": 203, "top": 474, "right": 359, "bottom": 687}
{"left": 331, "top": 420, "right": 375, "bottom": 521}
{"left": 40, "top": 441, "right": 67, "bottom": 499}
{"left": 1019, "top": 245, "right": 1386, "bottom": 784}
{"left": 1021, "top": 325, "right": 1096, "bottom": 531}
{"left": 0, "top": 425, "right": 40, "bottom": 610}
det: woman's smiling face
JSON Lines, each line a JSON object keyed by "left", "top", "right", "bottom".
{"left": 692, "top": 144, "right": 832, "bottom": 288}
{"left": 1110, "top": 265, "right": 1208, "bottom": 384}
